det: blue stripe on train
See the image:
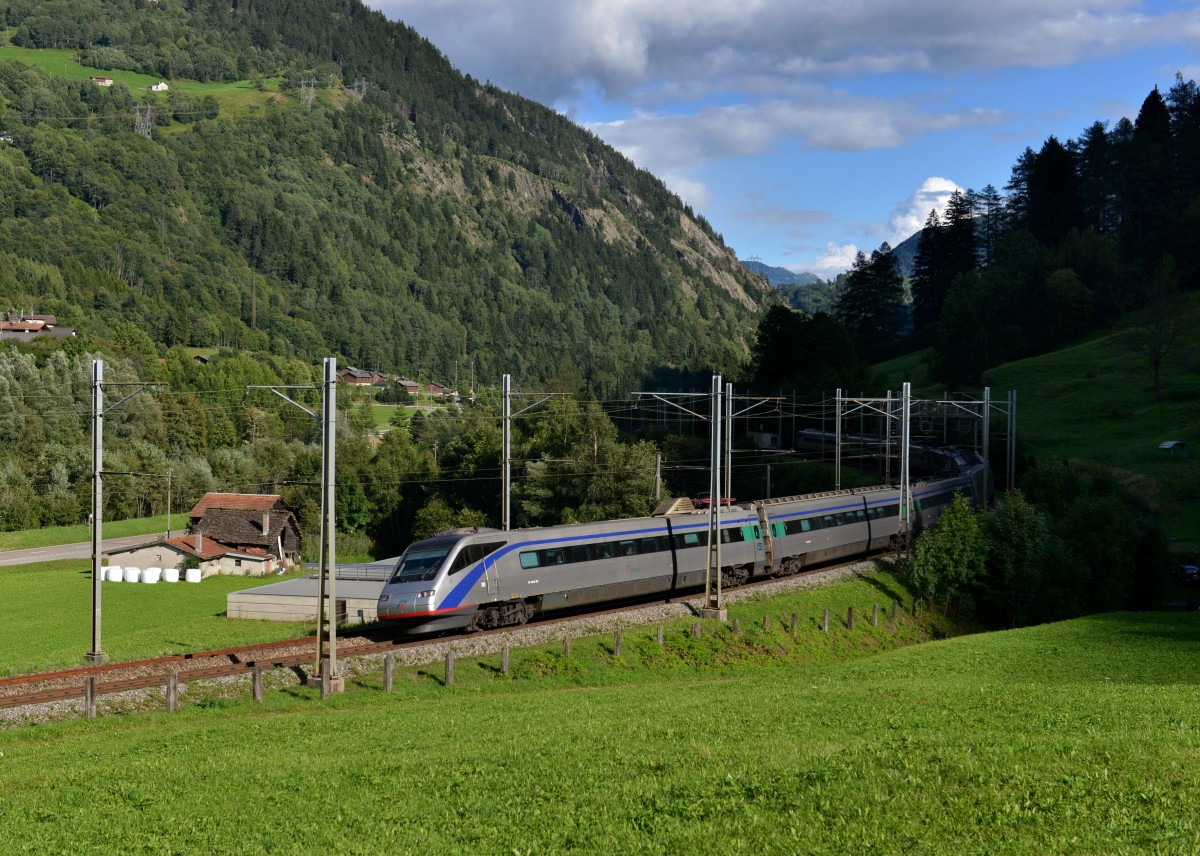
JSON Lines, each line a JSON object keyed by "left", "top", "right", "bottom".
{"left": 438, "top": 486, "right": 956, "bottom": 610}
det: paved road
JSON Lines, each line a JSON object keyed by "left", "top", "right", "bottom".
{"left": 0, "top": 534, "right": 164, "bottom": 567}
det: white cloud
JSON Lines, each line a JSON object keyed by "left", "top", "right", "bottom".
{"left": 372, "top": 0, "right": 1200, "bottom": 109}
{"left": 887, "top": 177, "right": 963, "bottom": 246}
{"left": 661, "top": 174, "right": 712, "bottom": 210}
{"left": 804, "top": 242, "right": 861, "bottom": 280}
{"left": 588, "top": 96, "right": 1001, "bottom": 179}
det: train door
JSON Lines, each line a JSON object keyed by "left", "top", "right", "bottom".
{"left": 741, "top": 521, "right": 766, "bottom": 576}
{"left": 755, "top": 503, "right": 775, "bottom": 573}
{"left": 482, "top": 554, "right": 499, "bottom": 599}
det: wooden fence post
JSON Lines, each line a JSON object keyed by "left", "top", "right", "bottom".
{"left": 384, "top": 654, "right": 394, "bottom": 692}
{"left": 614, "top": 629, "right": 622, "bottom": 657}
{"left": 847, "top": 605, "right": 855, "bottom": 630}
{"left": 872, "top": 603, "right": 879, "bottom": 627}
{"left": 166, "top": 670, "right": 178, "bottom": 713}
{"left": 320, "top": 658, "right": 331, "bottom": 699}
{"left": 733, "top": 618, "right": 741, "bottom": 635}
{"left": 763, "top": 614, "right": 771, "bottom": 631}
{"left": 892, "top": 600, "right": 898, "bottom": 622}
{"left": 822, "top": 609, "right": 829, "bottom": 633}
{"left": 563, "top": 637, "right": 571, "bottom": 656}
{"left": 691, "top": 622, "right": 701, "bottom": 638}
{"left": 252, "top": 664, "right": 263, "bottom": 703}
{"left": 501, "top": 647, "right": 510, "bottom": 675}
{"left": 445, "top": 650, "right": 455, "bottom": 686}
{"left": 85, "top": 676, "right": 96, "bottom": 720}
{"left": 791, "top": 612, "right": 798, "bottom": 633}
{"left": 657, "top": 626, "right": 664, "bottom": 646}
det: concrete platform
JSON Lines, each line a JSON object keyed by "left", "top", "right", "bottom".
{"left": 227, "top": 576, "right": 386, "bottom": 624}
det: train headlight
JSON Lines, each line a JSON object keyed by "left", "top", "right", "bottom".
{"left": 418, "top": 590, "right": 434, "bottom": 599}
{"left": 379, "top": 594, "right": 389, "bottom": 602}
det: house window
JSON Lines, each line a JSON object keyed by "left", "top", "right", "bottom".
{"left": 235, "top": 559, "right": 243, "bottom": 567}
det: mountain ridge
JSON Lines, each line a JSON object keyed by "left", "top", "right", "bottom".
{"left": 0, "top": 0, "right": 772, "bottom": 392}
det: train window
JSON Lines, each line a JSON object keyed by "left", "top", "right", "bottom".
{"left": 834, "top": 513, "right": 846, "bottom": 526}
{"left": 676, "top": 532, "right": 705, "bottom": 549}
{"left": 822, "top": 515, "right": 835, "bottom": 529}
{"left": 390, "top": 546, "right": 452, "bottom": 583}
{"left": 619, "top": 540, "right": 638, "bottom": 557}
{"left": 447, "top": 541, "right": 508, "bottom": 575}
{"left": 571, "top": 545, "right": 592, "bottom": 563}
{"left": 595, "top": 542, "right": 616, "bottom": 560}
{"left": 854, "top": 510, "right": 866, "bottom": 523}
{"left": 724, "top": 527, "right": 746, "bottom": 544}
{"left": 800, "top": 518, "right": 812, "bottom": 532}
{"left": 640, "top": 537, "right": 659, "bottom": 554}
{"left": 519, "top": 551, "right": 539, "bottom": 569}
{"left": 753, "top": 525, "right": 761, "bottom": 539}
{"left": 542, "top": 548, "right": 566, "bottom": 566}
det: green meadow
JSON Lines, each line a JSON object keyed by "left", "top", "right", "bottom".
{"left": 0, "top": 560, "right": 315, "bottom": 674}
{"left": 874, "top": 291, "right": 1200, "bottom": 550}
{"left": 0, "top": 37, "right": 286, "bottom": 121}
{"left": 0, "top": 605, "right": 1196, "bottom": 854}
{"left": 0, "top": 514, "right": 171, "bottom": 552}
{"left": 986, "top": 291, "right": 1200, "bottom": 549}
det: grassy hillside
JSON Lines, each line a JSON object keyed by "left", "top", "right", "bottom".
{"left": 1, "top": 607, "right": 1196, "bottom": 852}
{"left": 0, "top": 36, "right": 286, "bottom": 119}
{"left": 986, "top": 290, "right": 1200, "bottom": 550}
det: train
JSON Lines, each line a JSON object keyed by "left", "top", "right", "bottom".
{"left": 377, "top": 450, "right": 991, "bottom": 634}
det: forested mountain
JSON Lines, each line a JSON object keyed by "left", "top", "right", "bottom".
{"left": 740, "top": 260, "right": 821, "bottom": 287}
{"left": 0, "top": 0, "right": 772, "bottom": 394}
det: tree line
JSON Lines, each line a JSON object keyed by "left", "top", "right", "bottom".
{"left": 750, "top": 76, "right": 1200, "bottom": 393}
{"left": 0, "top": 347, "right": 663, "bottom": 558}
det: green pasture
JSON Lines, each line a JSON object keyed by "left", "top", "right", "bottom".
{"left": 0, "top": 560, "right": 315, "bottom": 675}
{"left": 986, "top": 291, "right": 1200, "bottom": 549}
{"left": 0, "top": 514, "right": 171, "bottom": 552}
{"left": 1, "top": 601, "right": 1196, "bottom": 853}
{"left": 0, "top": 39, "right": 285, "bottom": 121}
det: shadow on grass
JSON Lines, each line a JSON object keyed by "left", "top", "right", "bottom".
{"left": 857, "top": 561, "right": 915, "bottom": 606}
{"left": 416, "top": 668, "right": 449, "bottom": 687}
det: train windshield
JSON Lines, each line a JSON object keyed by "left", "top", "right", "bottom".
{"left": 389, "top": 546, "right": 451, "bottom": 583}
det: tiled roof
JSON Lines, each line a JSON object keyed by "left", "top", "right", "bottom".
{"left": 187, "top": 493, "right": 285, "bottom": 518}
{"left": 162, "top": 533, "right": 231, "bottom": 560}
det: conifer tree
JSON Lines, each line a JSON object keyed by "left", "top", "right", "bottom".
{"left": 834, "top": 243, "right": 905, "bottom": 360}
{"left": 910, "top": 208, "right": 946, "bottom": 332}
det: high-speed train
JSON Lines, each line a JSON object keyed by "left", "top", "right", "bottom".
{"left": 377, "top": 451, "right": 990, "bottom": 634}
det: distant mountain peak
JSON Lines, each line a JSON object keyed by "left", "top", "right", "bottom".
{"left": 740, "top": 260, "right": 821, "bottom": 287}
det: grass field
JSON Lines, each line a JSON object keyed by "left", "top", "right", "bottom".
{"left": 0, "top": 514, "right": 171, "bottom": 552}
{"left": 0, "top": 559, "right": 316, "bottom": 674}
{"left": 0, "top": 604, "right": 1196, "bottom": 853}
{"left": 986, "top": 291, "right": 1200, "bottom": 550}
{"left": 0, "top": 37, "right": 286, "bottom": 122}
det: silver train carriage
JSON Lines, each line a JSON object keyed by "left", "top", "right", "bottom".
{"left": 377, "top": 459, "right": 989, "bottom": 634}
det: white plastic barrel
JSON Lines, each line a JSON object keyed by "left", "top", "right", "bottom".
{"left": 184, "top": 567, "right": 201, "bottom": 583}
{"left": 105, "top": 566, "right": 123, "bottom": 582}
{"left": 123, "top": 566, "right": 141, "bottom": 583}
{"left": 142, "top": 567, "right": 161, "bottom": 584}
{"left": 163, "top": 568, "right": 180, "bottom": 583}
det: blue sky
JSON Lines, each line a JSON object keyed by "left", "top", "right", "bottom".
{"left": 366, "top": 1, "right": 1200, "bottom": 278}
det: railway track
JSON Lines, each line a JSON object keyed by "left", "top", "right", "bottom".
{"left": 0, "top": 560, "right": 875, "bottom": 714}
